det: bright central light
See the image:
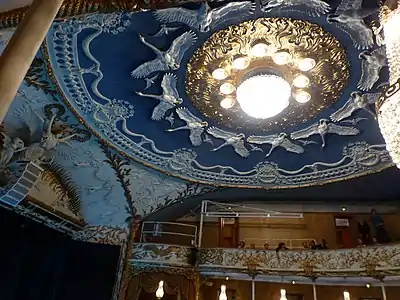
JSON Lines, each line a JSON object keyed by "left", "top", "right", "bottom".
{"left": 236, "top": 74, "right": 291, "bottom": 119}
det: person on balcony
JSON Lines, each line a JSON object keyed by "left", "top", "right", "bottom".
{"left": 238, "top": 240, "right": 245, "bottom": 248}
{"left": 263, "top": 242, "right": 269, "bottom": 250}
{"left": 358, "top": 219, "right": 371, "bottom": 245}
{"left": 310, "top": 240, "right": 318, "bottom": 250}
{"left": 320, "top": 239, "right": 328, "bottom": 249}
{"left": 371, "top": 209, "right": 391, "bottom": 243}
{"left": 276, "top": 242, "right": 288, "bottom": 253}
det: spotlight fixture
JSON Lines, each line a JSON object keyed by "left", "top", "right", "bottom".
{"left": 232, "top": 57, "right": 250, "bottom": 70}
{"left": 272, "top": 51, "right": 292, "bottom": 65}
{"left": 212, "top": 68, "right": 229, "bottom": 80}
{"left": 366, "top": 283, "right": 371, "bottom": 288}
{"left": 220, "top": 97, "right": 236, "bottom": 109}
{"left": 341, "top": 207, "right": 347, "bottom": 212}
{"left": 297, "top": 58, "right": 316, "bottom": 71}
{"left": 251, "top": 43, "right": 274, "bottom": 57}
{"left": 220, "top": 82, "right": 236, "bottom": 95}
{"left": 291, "top": 280, "right": 296, "bottom": 285}
{"left": 225, "top": 276, "right": 230, "bottom": 281}
{"left": 293, "top": 74, "right": 310, "bottom": 88}
{"left": 294, "top": 90, "right": 311, "bottom": 103}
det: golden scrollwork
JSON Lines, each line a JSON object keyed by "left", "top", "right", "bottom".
{"left": 186, "top": 17, "right": 349, "bottom": 132}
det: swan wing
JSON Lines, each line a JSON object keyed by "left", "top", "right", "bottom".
{"left": 206, "top": 126, "right": 234, "bottom": 141}
{"left": 330, "top": 96, "right": 358, "bottom": 122}
{"left": 153, "top": 7, "right": 199, "bottom": 28}
{"left": 336, "top": 20, "right": 374, "bottom": 50}
{"left": 232, "top": 140, "right": 250, "bottom": 158}
{"left": 176, "top": 107, "right": 202, "bottom": 124}
{"left": 210, "top": 2, "right": 255, "bottom": 28}
{"left": 161, "top": 73, "right": 180, "bottom": 100}
{"left": 327, "top": 123, "right": 360, "bottom": 136}
{"left": 247, "top": 134, "right": 278, "bottom": 145}
{"left": 189, "top": 128, "right": 204, "bottom": 146}
{"left": 335, "top": 0, "right": 362, "bottom": 14}
{"left": 291, "top": 123, "right": 320, "bottom": 140}
{"left": 152, "top": 101, "right": 174, "bottom": 121}
{"left": 280, "top": 139, "right": 305, "bottom": 154}
{"left": 364, "top": 92, "right": 380, "bottom": 105}
{"left": 131, "top": 59, "right": 167, "bottom": 79}
{"left": 358, "top": 57, "right": 380, "bottom": 91}
{"left": 167, "top": 31, "right": 197, "bottom": 66}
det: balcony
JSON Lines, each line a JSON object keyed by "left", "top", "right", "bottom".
{"left": 131, "top": 242, "right": 400, "bottom": 280}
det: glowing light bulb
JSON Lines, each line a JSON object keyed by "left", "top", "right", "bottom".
{"left": 272, "top": 51, "right": 292, "bottom": 65}
{"left": 219, "top": 285, "right": 227, "bottom": 300}
{"left": 232, "top": 57, "right": 250, "bottom": 70}
{"left": 212, "top": 68, "right": 229, "bottom": 80}
{"left": 280, "top": 289, "right": 287, "bottom": 300}
{"left": 293, "top": 74, "right": 310, "bottom": 88}
{"left": 343, "top": 291, "right": 350, "bottom": 300}
{"left": 220, "top": 97, "right": 236, "bottom": 109}
{"left": 156, "top": 281, "right": 164, "bottom": 299}
{"left": 297, "top": 58, "right": 316, "bottom": 71}
{"left": 251, "top": 43, "right": 270, "bottom": 57}
{"left": 294, "top": 90, "right": 311, "bottom": 103}
{"left": 220, "top": 82, "right": 236, "bottom": 95}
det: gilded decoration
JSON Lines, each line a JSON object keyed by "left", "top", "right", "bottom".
{"left": 131, "top": 243, "right": 400, "bottom": 277}
{"left": 199, "top": 247, "right": 400, "bottom": 277}
{"left": 186, "top": 17, "right": 349, "bottom": 132}
{"left": 0, "top": 0, "right": 200, "bottom": 29}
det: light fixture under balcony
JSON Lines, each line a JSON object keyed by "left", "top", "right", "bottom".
{"left": 343, "top": 291, "right": 350, "bottom": 300}
{"left": 219, "top": 285, "right": 227, "bottom": 300}
{"left": 156, "top": 281, "right": 164, "bottom": 299}
{"left": 280, "top": 289, "right": 288, "bottom": 300}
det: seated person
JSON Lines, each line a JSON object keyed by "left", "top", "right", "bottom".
{"left": 250, "top": 243, "right": 256, "bottom": 249}
{"left": 238, "top": 240, "right": 245, "bottom": 248}
{"left": 276, "top": 242, "right": 289, "bottom": 253}
{"left": 310, "top": 240, "right": 318, "bottom": 250}
{"left": 263, "top": 243, "right": 269, "bottom": 250}
{"left": 320, "top": 239, "right": 328, "bottom": 249}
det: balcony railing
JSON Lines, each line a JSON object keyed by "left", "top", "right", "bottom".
{"left": 130, "top": 243, "right": 400, "bottom": 278}
{"left": 140, "top": 221, "right": 197, "bottom": 246}
{"left": 242, "top": 238, "right": 316, "bottom": 249}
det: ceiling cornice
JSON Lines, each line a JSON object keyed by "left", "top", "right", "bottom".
{"left": 0, "top": 0, "right": 204, "bottom": 29}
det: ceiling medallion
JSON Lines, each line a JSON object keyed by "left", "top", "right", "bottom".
{"left": 186, "top": 17, "right": 350, "bottom": 132}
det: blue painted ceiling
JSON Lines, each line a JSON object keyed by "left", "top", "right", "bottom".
{"left": 3, "top": 0, "right": 399, "bottom": 227}
{"left": 45, "top": 0, "right": 391, "bottom": 189}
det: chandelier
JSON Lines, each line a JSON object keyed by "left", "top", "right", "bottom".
{"left": 211, "top": 43, "right": 314, "bottom": 119}
{"left": 378, "top": 0, "right": 400, "bottom": 167}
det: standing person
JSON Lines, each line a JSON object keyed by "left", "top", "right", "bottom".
{"left": 358, "top": 219, "right": 371, "bottom": 245}
{"left": 371, "top": 209, "right": 391, "bottom": 243}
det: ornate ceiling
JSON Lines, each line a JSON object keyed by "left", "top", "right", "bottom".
{"left": 0, "top": 0, "right": 396, "bottom": 226}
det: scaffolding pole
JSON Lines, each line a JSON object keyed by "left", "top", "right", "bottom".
{"left": 198, "top": 200, "right": 206, "bottom": 247}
